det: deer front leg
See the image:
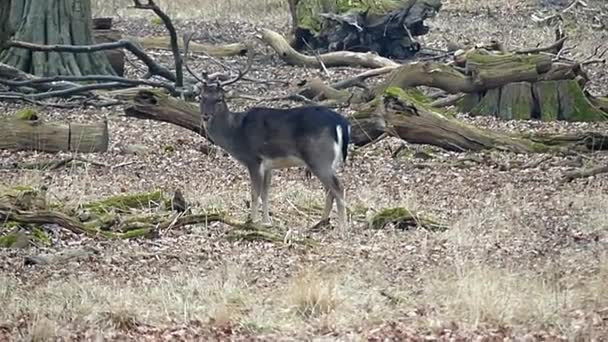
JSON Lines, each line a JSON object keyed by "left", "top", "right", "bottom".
{"left": 248, "top": 165, "right": 264, "bottom": 223}
{"left": 260, "top": 169, "right": 272, "bottom": 224}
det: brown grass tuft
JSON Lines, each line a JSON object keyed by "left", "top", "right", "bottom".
{"left": 287, "top": 268, "right": 338, "bottom": 318}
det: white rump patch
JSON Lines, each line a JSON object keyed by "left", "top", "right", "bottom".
{"left": 332, "top": 125, "right": 344, "bottom": 170}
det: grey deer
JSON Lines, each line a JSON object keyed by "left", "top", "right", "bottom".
{"left": 184, "top": 35, "right": 351, "bottom": 229}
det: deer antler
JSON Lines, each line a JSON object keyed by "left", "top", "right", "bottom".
{"left": 182, "top": 32, "right": 207, "bottom": 84}
{"left": 220, "top": 48, "right": 255, "bottom": 87}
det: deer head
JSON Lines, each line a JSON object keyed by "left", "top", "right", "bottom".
{"left": 182, "top": 32, "right": 254, "bottom": 121}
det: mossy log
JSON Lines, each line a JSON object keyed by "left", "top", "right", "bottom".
{"left": 127, "top": 35, "right": 249, "bottom": 58}
{"left": 375, "top": 52, "right": 578, "bottom": 95}
{"left": 0, "top": 0, "right": 116, "bottom": 76}
{"left": 352, "top": 87, "right": 581, "bottom": 153}
{"left": 81, "top": 190, "right": 171, "bottom": 215}
{"left": 0, "top": 112, "right": 109, "bottom": 153}
{"left": 369, "top": 207, "right": 446, "bottom": 231}
{"left": 372, "top": 51, "right": 606, "bottom": 122}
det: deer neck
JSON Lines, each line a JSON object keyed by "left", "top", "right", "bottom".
{"left": 207, "top": 106, "right": 244, "bottom": 152}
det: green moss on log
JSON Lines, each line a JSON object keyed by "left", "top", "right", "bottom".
{"left": 82, "top": 190, "right": 170, "bottom": 214}
{"left": 370, "top": 207, "right": 446, "bottom": 231}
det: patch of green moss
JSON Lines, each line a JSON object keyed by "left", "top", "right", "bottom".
{"left": 150, "top": 17, "right": 163, "bottom": 26}
{"left": 32, "top": 227, "right": 51, "bottom": 246}
{"left": 560, "top": 80, "right": 607, "bottom": 122}
{"left": 383, "top": 86, "right": 454, "bottom": 117}
{"left": 0, "top": 233, "right": 18, "bottom": 248}
{"left": 14, "top": 107, "right": 39, "bottom": 121}
{"left": 0, "top": 232, "right": 29, "bottom": 248}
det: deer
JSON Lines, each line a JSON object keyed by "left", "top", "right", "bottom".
{"left": 183, "top": 34, "right": 351, "bottom": 230}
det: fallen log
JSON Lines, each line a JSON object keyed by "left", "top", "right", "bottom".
{"left": 349, "top": 87, "right": 608, "bottom": 153}
{"left": 108, "top": 88, "right": 207, "bottom": 139}
{"left": 128, "top": 35, "right": 249, "bottom": 58}
{"left": 562, "top": 164, "right": 608, "bottom": 183}
{"left": 259, "top": 28, "right": 400, "bottom": 69}
{"left": 0, "top": 109, "right": 109, "bottom": 153}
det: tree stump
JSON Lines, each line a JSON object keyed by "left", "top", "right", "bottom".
{"left": 289, "top": 0, "right": 442, "bottom": 59}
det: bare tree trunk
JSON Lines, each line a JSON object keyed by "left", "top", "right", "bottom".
{"left": 0, "top": 0, "right": 115, "bottom": 76}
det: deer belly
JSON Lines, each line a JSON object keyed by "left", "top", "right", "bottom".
{"left": 262, "top": 156, "right": 306, "bottom": 169}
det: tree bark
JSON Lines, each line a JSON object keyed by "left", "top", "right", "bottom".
{"left": 0, "top": 0, "right": 115, "bottom": 76}
{"left": 0, "top": 117, "right": 109, "bottom": 153}
{"left": 0, "top": 0, "right": 11, "bottom": 45}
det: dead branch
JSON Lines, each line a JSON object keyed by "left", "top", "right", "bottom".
{"left": 562, "top": 164, "right": 608, "bottom": 182}
{"left": 132, "top": 0, "right": 183, "bottom": 87}
{"left": 129, "top": 35, "right": 248, "bottom": 57}
{"left": 0, "top": 82, "right": 131, "bottom": 100}
{"left": 5, "top": 39, "right": 176, "bottom": 82}
{"left": 516, "top": 36, "right": 567, "bottom": 55}
{"left": 0, "top": 74, "right": 177, "bottom": 94}
{"left": 330, "top": 66, "right": 399, "bottom": 90}
{"left": 258, "top": 28, "right": 400, "bottom": 69}
{"left": 430, "top": 93, "right": 466, "bottom": 108}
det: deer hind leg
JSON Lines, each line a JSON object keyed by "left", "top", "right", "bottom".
{"left": 260, "top": 169, "right": 272, "bottom": 224}
{"left": 309, "top": 167, "right": 347, "bottom": 230}
{"left": 322, "top": 189, "right": 334, "bottom": 221}
{"left": 247, "top": 164, "right": 264, "bottom": 223}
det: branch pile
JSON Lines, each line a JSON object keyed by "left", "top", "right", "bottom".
{"left": 0, "top": 186, "right": 313, "bottom": 246}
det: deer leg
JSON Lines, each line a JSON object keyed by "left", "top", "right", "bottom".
{"left": 248, "top": 164, "right": 264, "bottom": 223}
{"left": 261, "top": 169, "right": 272, "bottom": 224}
{"left": 321, "top": 189, "right": 334, "bottom": 221}
{"left": 310, "top": 168, "right": 347, "bottom": 230}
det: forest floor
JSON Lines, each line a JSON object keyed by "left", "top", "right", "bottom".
{"left": 1, "top": 0, "right": 608, "bottom": 340}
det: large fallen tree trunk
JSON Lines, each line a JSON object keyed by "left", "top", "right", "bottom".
{"left": 0, "top": 110, "right": 109, "bottom": 152}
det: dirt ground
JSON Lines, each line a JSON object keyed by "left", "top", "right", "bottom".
{"left": 1, "top": 0, "right": 608, "bottom": 340}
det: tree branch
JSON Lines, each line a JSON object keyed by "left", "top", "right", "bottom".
{"left": 132, "top": 0, "right": 183, "bottom": 87}
{"left": 5, "top": 39, "right": 176, "bottom": 82}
